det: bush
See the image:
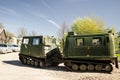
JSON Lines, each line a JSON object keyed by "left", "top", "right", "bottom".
{"left": 115, "top": 53, "right": 120, "bottom": 62}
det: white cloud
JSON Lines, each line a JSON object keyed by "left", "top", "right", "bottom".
{"left": 25, "top": 9, "right": 60, "bottom": 29}
{"left": 26, "top": 9, "right": 48, "bottom": 20}
{"left": 48, "top": 20, "right": 60, "bottom": 29}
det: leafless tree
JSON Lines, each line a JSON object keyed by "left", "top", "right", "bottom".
{"left": 29, "top": 30, "right": 37, "bottom": 36}
{"left": 57, "top": 21, "right": 70, "bottom": 51}
{"left": 17, "top": 27, "right": 28, "bottom": 38}
{"left": 58, "top": 21, "right": 70, "bottom": 40}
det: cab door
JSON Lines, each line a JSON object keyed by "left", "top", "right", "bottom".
{"left": 30, "top": 37, "right": 43, "bottom": 58}
{"left": 21, "top": 37, "right": 30, "bottom": 55}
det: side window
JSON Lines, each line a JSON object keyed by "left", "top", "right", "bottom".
{"left": 92, "top": 38, "right": 102, "bottom": 45}
{"left": 33, "top": 38, "right": 40, "bottom": 45}
{"left": 76, "top": 38, "right": 84, "bottom": 46}
{"left": 23, "top": 38, "right": 29, "bottom": 44}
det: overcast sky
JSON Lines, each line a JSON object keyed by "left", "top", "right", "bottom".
{"left": 0, "top": 0, "right": 120, "bottom": 36}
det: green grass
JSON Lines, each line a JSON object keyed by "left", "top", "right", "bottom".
{"left": 115, "top": 53, "right": 120, "bottom": 62}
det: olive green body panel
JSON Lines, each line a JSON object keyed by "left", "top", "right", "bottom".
{"left": 20, "top": 36, "right": 58, "bottom": 58}
{"left": 108, "top": 34, "right": 115, "bottom": 56}
{"left": 20, "top": 36, "right": 44, "bottom": 58}
{"left": 64, "top": 56, "right": 117, "bottom": 61}
{"left": 63, "top": 33, "right": 115, "bottom": 59}
{"left": 63, "top": 32, "right": 119, "bottom": 69}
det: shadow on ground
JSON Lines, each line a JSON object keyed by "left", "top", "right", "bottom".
{"left": 3, "top": 60, "right": 28, "bottom": 67}
{"left": 2, "top": 60, "right": 112, "bottom": 73}
{"left": 2, "top": 60, "right": 68, "bottom": 72}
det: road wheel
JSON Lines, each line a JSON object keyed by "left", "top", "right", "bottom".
{"left": 95, "top": 64, "right": 102, "bottom": 71}
{"left": 23, "top": 58, "right": 27, "bottom": 64}
{"left": 27, "top": 59, "right": 30, "bottom": 65}
{"left": 39, "top": 60, "right": 45, "bottom": 68}
{"left": 80, "top": 64, "right": 87, "bottom": 72}
{"left": 34, "top": 61, "right": 38, "bottom": 67}
{"left": 72, "top": 64, "right": 79, "bottom": 71}
{"left": 31, "top": 60, "right": 34, "bottom": 66}
{"left": 88, "top": 64, "right": 94, "bottom": 71}
{"left": 105, "top": 64, "right": 113, "bottom": 73}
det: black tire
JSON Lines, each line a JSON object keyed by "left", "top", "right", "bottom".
{"left": 46, "top": 48, "right": 62, "bottom": 66}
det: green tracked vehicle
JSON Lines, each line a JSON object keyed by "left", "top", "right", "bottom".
{"left": 19, "top": 32, "right": 119, "bottom": 73}
{"left": 63, "top": 32, "right": 119, "bottom": 72}
{"left": 19, "top": 36, "right": 62, "bottom": 67}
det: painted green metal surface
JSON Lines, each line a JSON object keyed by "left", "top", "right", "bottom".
{"left": 20, "top": 36, "right": 58, "bottom": 58}
{"left": 63, "top": 32, "right": 115, "bottom": 59}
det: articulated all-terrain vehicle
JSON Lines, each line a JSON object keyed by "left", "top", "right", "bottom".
{"left": 19, "top": 32, "right": 119, "bottom": 73}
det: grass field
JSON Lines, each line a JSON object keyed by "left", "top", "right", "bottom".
{"left": 115, "top": 53, "right": 120, "bottom": 62}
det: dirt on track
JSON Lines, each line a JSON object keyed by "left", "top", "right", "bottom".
{"left": 0, "top": 52, "right": 120, "bottom": 80}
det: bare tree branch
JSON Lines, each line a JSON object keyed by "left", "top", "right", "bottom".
{"left": 17, "top": 27, "right": 28, "bottom": 38}
{"left": 58, "top": 21, "right": 70, "bottom": 40}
